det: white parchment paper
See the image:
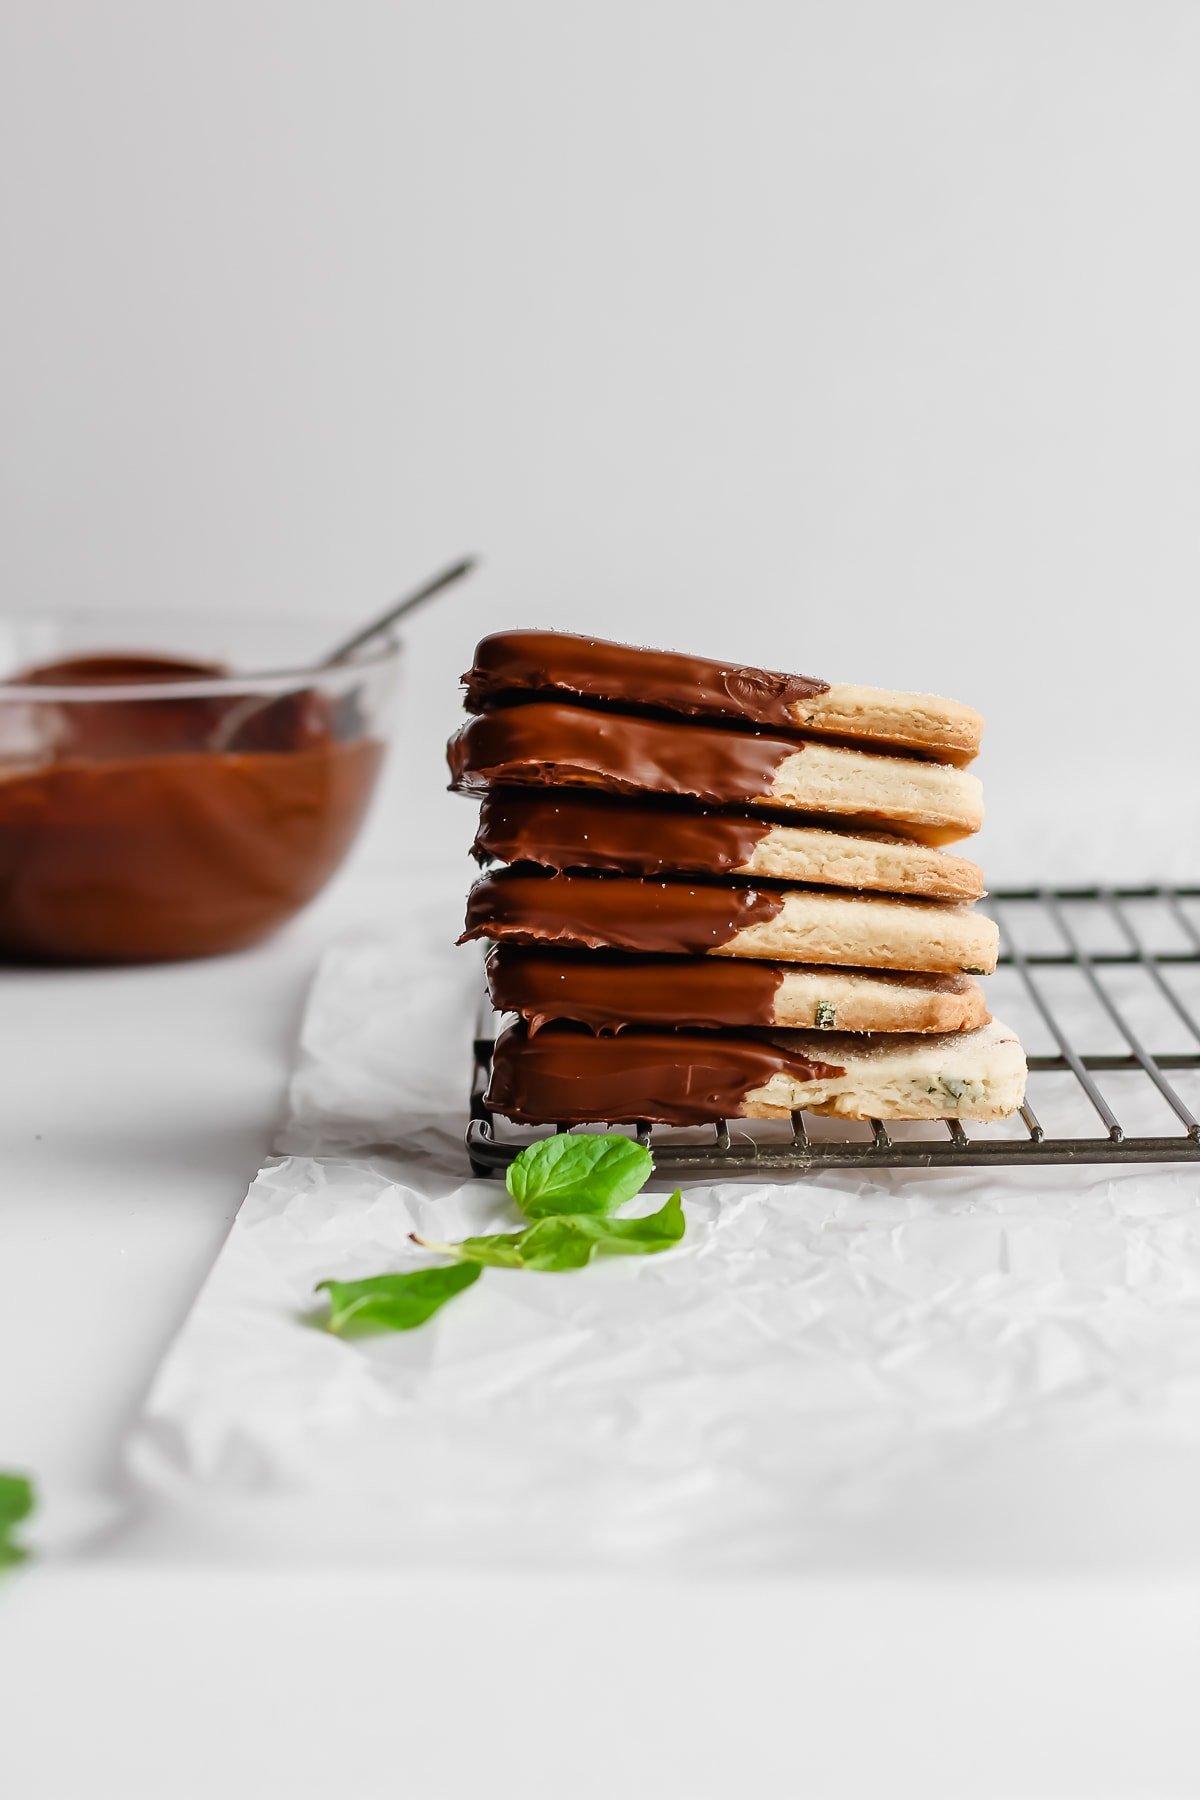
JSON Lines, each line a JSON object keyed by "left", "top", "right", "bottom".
{"left": 128, "top": 897, "right": 1200, "bottom": 1571}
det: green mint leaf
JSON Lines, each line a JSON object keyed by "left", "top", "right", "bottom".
{"left": 511, "top": 1192, "right": 686, "bottom": 1268}
{"left": 417, "top": 1191, "right": 685, "bottom": 1272}
{"left": 0, "top": 1472, "right": 35, "bottom": 1571}
{"left": 506, "top": 1132, "right": 653, "bottom": 1220}
{"left": 316, "top": 1262, "right": 482, "bottom": 1335}
{"left": 502, "top": 1216, "right": 600, "bottom": 1270}
{"left": 0, "top": 1473, "right": 33, "bottom": 1531}
{"left": 582, "top": 1190, "right": 686, "bottom": 1256}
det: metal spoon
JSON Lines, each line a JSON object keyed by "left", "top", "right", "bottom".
{"left": 210, "top": 554, "right": 479, "bottom": 752}
{"left": 320, "top": 556, "right": 478, "bottom": 666}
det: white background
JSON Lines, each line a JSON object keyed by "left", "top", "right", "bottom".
{"left": 3, "top": 0, "right": 1200, "bottom": 879}
{"left": 4, "top": 6, "right": 1200, "bottom": 1795}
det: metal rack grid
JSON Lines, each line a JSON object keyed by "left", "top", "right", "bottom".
{"left": 466, "top": 885, "right": 1200, "bottom": 1177}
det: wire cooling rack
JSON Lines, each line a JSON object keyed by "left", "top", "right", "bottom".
{"left": 466, "top": 885, "right": 1200, "bottom": 1177}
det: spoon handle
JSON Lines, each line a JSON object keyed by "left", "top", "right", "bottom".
{"left": 323, "top": 556, "right": 478, "bottom": 666}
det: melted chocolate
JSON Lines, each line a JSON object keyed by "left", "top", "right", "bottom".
{"left": 12, "top": 652, "right": 336, "bottom": 760}
{"left": 461, "top": 869, "right": 784, "bottom": 956}
{"left": 447, "top": 702, "right": 797, "bottom": 809}
{"left": 486, "top": 945, "right": 785, "bottom": 1032}
{"left": 0, "top": 646, "right": 385, "bottom": 962}
{"left": 0, "top": 739, "right": 384, "bottom": 962}
{"left": 14, "top": 653, "right": 231, "bottom": 758}
{"left": 16, "top": 653, "right": 225, "bottom": 685}
{"left": 463, "top": 630, "right": 828, "bottom": 730}
{"left": 486, "top": 1019, "right": 844, "bottom": 1126}
{"left": 473, "top": 788, "right": 770, "bottom": 877}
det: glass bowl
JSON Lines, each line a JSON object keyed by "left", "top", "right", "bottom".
{"left": 0, "top": 612, "right": 401, "bottom": 962}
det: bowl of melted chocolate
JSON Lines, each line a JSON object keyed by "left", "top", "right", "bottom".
{"left": 0, "top": 617, "right": 399, "bottom": 961}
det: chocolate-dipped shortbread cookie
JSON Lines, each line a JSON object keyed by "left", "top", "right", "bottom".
{"left": 474, "top": 790, "right": 985, "bottom": 901}
{"left": 449, "top": 703, "right": 984, "bottom": 844}
{"left": 463, "top": 630, "right": 984, "bottom": 765}
{"left": 487, "top": 1018, "right": 1026, "bottom": 1125}
{"left": 485, "top": 946, "right": 990, "bottom": 1035}
{"left": 462, "top": 870, "right": 1000, "bottom": 976}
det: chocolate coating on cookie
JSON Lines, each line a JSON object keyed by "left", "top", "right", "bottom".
{"left": 473, "top": 789, "right": 770, "bottom": 877}
{"left": 447, "top": 702, "right": 800, "bottom": 809}
{"left": 486, "top": 1019, "right": 844, "bottom": 1126}
{"left": 461, "top": 868, "right": 785, "bottom": 956}
{"left": 486, "top": 945, "right": 786, "bottom": 1032}
{"left": 462, "top": 630, "right": 829, "bottom": 730}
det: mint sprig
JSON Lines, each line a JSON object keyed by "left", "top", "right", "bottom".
{"left": 0, "top": 1472, "right": 35, "bottom": 1571}
{"left": 316, "top": 1133, "right": 683, "bottom": 1335}
{"left": 417, "top": 1189, "right": 684, "bottom": 1271}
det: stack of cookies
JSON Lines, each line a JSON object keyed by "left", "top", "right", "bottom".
{"left": 449, "top": 631, "right": 1026, "bottom": 1128}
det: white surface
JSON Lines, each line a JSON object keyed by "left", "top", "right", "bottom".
{"left": 0, "top": 869, "right": 1197, "bottom": 1795}
{"left": 4, "top": 1568, "right": 1200, "bottom": 1800}
{"left": 3, "top": 1, "right": 1200, "bottom": 881}
{"left": 0, "top": 878, "right": 366, "bottom": 1505}
{"left": 3, "top": 4, "right": 1200, "bottom": 1791}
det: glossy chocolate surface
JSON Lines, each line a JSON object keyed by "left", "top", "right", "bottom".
{"left": 15, "top": 653, "right": 226, "bottom": 686}
{"left": 462, "top": 868, "right": 784, "bottom": 956}
{"left": 486, "top": 1019, "right": 844, "bottom": 1126}
{"left": 0, "top": 740, "right": 384, "bottom": 962}
{"left": 0, "top": 650, "right": 382, "bottom": 961}
{"left": 10, "top": 652, "right": 336, "bottom": 760}
{"left": 473, "top": 788, "right": 770, "bottom": 877}
{"left": 462, "top": 630, "right": 828, "bottom": 729}
{"left": 486, "top": 945, "right": 784, "bottom": 1031}
{"left": 448, "top": 701, "right": 797, "bottom": 809}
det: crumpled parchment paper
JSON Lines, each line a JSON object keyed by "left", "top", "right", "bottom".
{"left": 127, "top": 896, "right": 1200, "bottom": 1571}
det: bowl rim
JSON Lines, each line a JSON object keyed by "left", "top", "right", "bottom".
{"left": 0, "top": 633, "right": 402, "bottom": 703}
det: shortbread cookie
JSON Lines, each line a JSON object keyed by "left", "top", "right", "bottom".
{"left": 448, "top": 704, "right": 984, "bottom": 844}
{"left": 745, "top": 1020, "right": 1027, "bottom": 1122}
{"left": 474, "top": 790, "right": 985, "bottom": 901}
{"left": 486, "top": 1018, "right": 1025, "bottom": 1125}
{"left": 793, "top": 684, "right": 982, "bottom": 768}
{"left": 486, "top": 946, "right": 991, "bottom": 1034}
{"left": 462, "top": 871, "right": 999, "bottom": 975}
{"left": 462, "top": 630, "right": 984, "bottom": 765}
